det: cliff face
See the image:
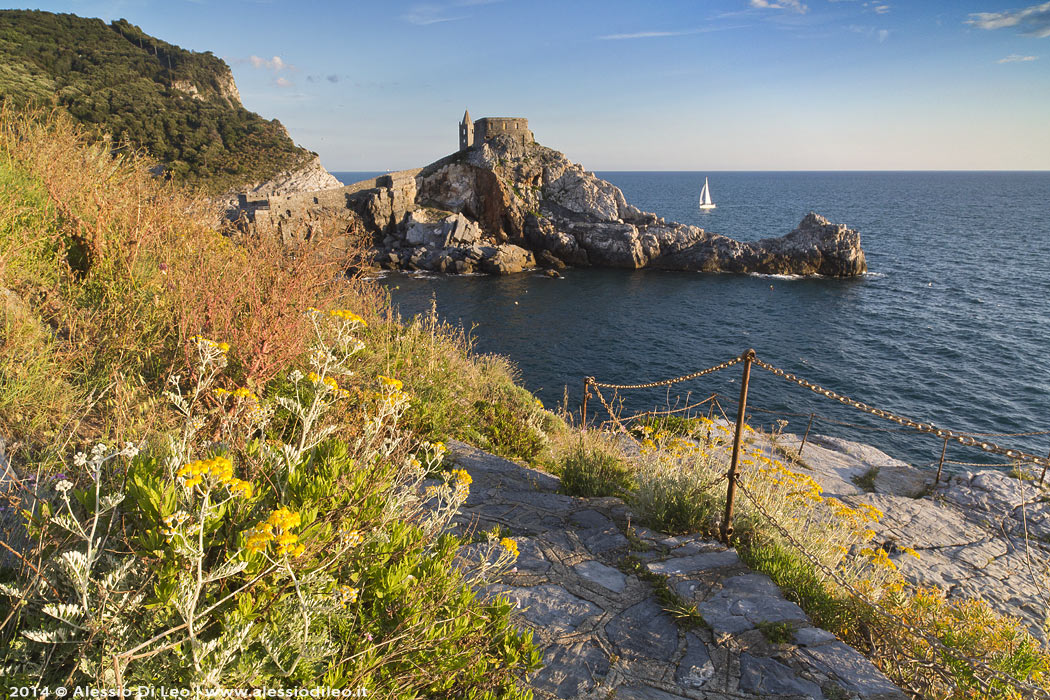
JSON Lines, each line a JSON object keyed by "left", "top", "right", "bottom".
{"left": 0, "top": 10, "right": 321, "bottom": 194}
{"left": 238, "top": 135, "right": 867, "bottom": 277}
{"left": 240, "top": 155, "right": 341, "bottom": 200}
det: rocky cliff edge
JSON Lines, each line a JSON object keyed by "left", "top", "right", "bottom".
{"left": 238, "top": 135, "right": 867, "bottom": 277}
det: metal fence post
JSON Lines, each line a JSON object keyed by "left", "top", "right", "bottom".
{"left": 721, "top": 349, "right": 755, "bottom": 544}
{"left": 935, "top": 436, "right": 949, "bottom": 485}
{"left": 798, "top": 412, "right": 815, "bottom": 457}
{"left": 705, "top": 396, "right": 716, "bottom": 445}
{"left": 581, "top": 377, "right": 592, "bottom": 428}
{"left": 1040, "top": 447, "right": 1049, "bottom": 486}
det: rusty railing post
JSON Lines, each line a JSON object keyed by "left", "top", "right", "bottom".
{"left": 581, "top": 377, "right": 592, "bottom": 428}
{"left": 935, "top": 436, "right": 949, "bottom": 485}
{"left": 721, "top": 349, "right": 755, "bottom": 544}
{"left": 705, "top": 395, "right": 716, "bottom": 445}
{"left": 798, "top": 412, "right": 815, "bottom": 456}
{"left": 1040, "top": 447, "right": 1049, "bottom": 486}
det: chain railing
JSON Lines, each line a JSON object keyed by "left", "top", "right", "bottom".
{"left": 583, "top": 349, "right": 1050, "bottom": 485}
{"left": 581, "top": 349, "right": 1050, "bottom": 698}
{"left": 750, "top": 356, "right": 1050, "bottom": 470}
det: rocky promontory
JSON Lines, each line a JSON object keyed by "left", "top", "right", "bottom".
{"left": 236, "top": 135, "right": 867, "bottom": 277}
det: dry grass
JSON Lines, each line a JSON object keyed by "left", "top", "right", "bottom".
{"left": 0, "top": 108, "right": 381, "bottom": 464}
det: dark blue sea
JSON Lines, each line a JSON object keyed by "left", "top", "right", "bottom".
{"left": 333, "top": 171, "right": 1050, "bottom": 472}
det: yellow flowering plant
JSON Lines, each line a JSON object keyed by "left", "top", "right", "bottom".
{"left": 615, "top": 415, "right": 1050, "bottom": 698}
{"left": 7, "top": 310, "right": 539, "bottom": 691}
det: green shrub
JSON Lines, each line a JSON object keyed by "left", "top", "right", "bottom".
{"left": 851, "top": 466, "right": 879, "bottom": 492}
{"left": 358, "top": 307, "right": 560, "bottom": 464}
{"left": 631, "top": 459, "right": 721, "bottom": 535}
{"left": 0, "top": 314, "right": 540, "bottom": 693}
{"left": 558, "top": 437, "right": 633, "bottom": 498}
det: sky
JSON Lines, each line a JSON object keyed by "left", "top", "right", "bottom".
{"left": 7, "top": 0, "right": 1050, "bottom": 170}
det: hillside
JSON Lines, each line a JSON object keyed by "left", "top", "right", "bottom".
{"left": 0, "top": 10, "right": 314, "bottom": 193}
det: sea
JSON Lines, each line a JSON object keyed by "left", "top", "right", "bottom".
{"left": 332, "top": 171, "right": 1050, "bottom": 473}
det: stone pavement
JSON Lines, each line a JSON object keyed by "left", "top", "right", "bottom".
{"left": 447, "top": 440, "right": 906, "bottom": 700}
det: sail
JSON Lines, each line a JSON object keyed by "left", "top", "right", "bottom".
{"left": 700, "top": 178, "right": 712, "bottom": 206}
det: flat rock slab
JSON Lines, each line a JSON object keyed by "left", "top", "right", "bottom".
{"left": 749, "top": 430, "right": 1050, "bottom": 642}
{"left": 574, "top": 560, "right": 627, "bottom": 593}
{"left": 647, "top": 550, "right": 741, "bottom": 576}
{"left": 487, "top": 583, "right": 601, "bottom": 635}
{"left": 739, "top": 653, "right": 824, "bottom": 699}
{"left": 448, "top": 440, "right": 906, "bottom": 699}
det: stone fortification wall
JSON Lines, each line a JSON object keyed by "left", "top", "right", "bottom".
{"left": 239, "top": 168, "right": 422, "bottom": 236}
{"left": 474, "top": 118, "right": 532, "bottom": 146}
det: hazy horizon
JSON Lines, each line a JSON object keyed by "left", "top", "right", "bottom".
{"left": 9, "top": 0, "right": 1050, "bottom": 172}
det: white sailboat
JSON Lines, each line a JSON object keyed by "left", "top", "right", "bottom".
{"left": 699, "top": 177, "right": 716, "bottom": 210}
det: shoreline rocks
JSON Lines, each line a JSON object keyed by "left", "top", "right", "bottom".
{"left": 233, "top": 136, "right": 867, "bottom": 278}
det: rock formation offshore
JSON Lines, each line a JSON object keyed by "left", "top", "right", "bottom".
{"left": 236, "top": 134, "right": 868, "bottom": 277}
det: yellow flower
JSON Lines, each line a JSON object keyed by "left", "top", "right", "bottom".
{"left": 378, "top": 375, "right": 403, "bottom": 391}
{"left": 228, "top": 479, "right": 253, "bottom": 499}
{"left": 452, "top": 469, "right": 472, "bottom": 486}
{"left": 337, "top": 585, "right": 359, "bottom": 608}
{"left": 329, "top": 309, "right": 368, "bottom": 327}
{"left": 267, "top": 507, "right": 301, "bottom": 530}
{"left": 499, "top": 537, "right": 519, "bottom": 558}
{"left": 341, "top": 529, "right": 364, "bottom": 547}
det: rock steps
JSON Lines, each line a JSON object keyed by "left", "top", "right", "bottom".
{"left": 447, "top": 441, "right": 905, "bottom": 699}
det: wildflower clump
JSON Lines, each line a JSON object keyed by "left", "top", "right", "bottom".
{"left": 214, "top": 386, "right": 257, "bottom": 401}
{"left": 245, "top": 507, "right": 305, "bottom": 558}
{"left": 617, "top": 417, "right": 1050, "bottom": 699}
{"left": 328, "top": 309, "right": 367, "bottom": 326}
{"left": 336, "top": 585, "right": 359, "bottom": 608}
{"left": 175, "top": 456, "right": 253, "bottom": 498}
{"left": 452, "top": 468, "right": 472, "bottom": 489}
{"left": 190, "top": 335, "right": 230, "bottom": 355}
{"left": 500, "top": 537, "right": 520, "bottom": 558}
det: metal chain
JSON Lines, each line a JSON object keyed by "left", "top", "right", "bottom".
{"left": 590, "top": 383, "right": 640, "bottom": 444}
{"left": 733, "top": 478, "right": 1050, "bottom": 699}
{"left": 944, "top": 459, "right": 1011, "bottom": 468}
{"left": 956, "top": 429, "right": 1050, "bottom": 438}
{"left": 751, "top": 358, "right": 1050, "bottom": 468}
{"left": 612, "top": 394, "right": 720, "bottom": 425}
{"left": 588, "top": 356, "right": 742, "bottom": 390}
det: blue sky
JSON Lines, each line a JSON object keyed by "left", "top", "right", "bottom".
{"left": 8, "top": 0, "right": 1050, "bottom": 170}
